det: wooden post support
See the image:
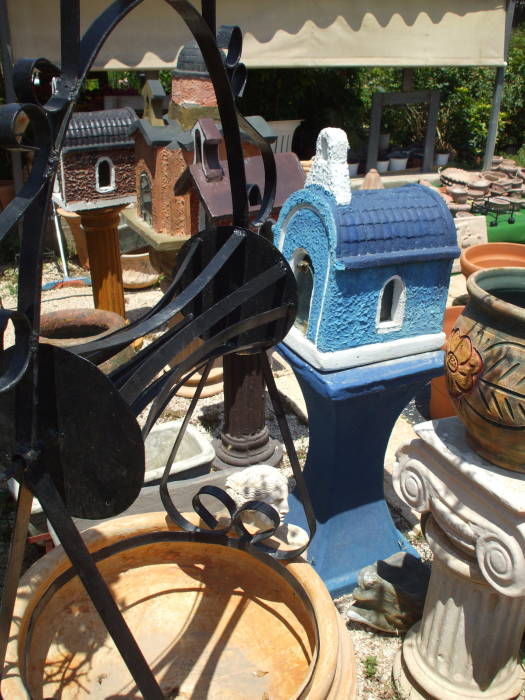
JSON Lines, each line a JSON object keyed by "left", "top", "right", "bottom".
{"left": 79, "top": 206, "right": 126, "bottom": 318}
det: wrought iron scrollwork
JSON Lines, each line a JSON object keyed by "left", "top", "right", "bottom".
{"left": 0, "top": 1, "right": 315, "bottom": 695}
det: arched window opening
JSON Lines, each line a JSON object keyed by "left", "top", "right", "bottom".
{"left": 376, "top": 276, "right": 405, "bottom": 332}
{"left": 292, "top": 249, "right": 314, "bottom": 335}
{"left": 139, "top": 172, "right": 153, "bottom": 226}
{"left": 380, "top": 279, "right": 395, "bottom": 322}
{"left": 95, "top": 157, "right": 115, "bottom": 193}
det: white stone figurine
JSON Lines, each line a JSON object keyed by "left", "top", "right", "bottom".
{"left": 305, "top": 127, "right": 352, "bottom": 206}
{"left": 224, "top": 464, "right": 308, "bottom": 548}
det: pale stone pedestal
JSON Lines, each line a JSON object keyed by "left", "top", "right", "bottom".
{"left": 392, "top": 417, "right": 525, "bottom": 699}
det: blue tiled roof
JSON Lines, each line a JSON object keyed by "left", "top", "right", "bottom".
{"left": 336, "top": 184, "right": 459, "bottom": 268}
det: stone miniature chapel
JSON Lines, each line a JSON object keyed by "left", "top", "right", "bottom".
{"left": 129, "top": 38, "right": 305, "bottom": 243}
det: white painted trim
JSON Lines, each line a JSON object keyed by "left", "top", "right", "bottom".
{"left": 95, "top": 156, "right": 116, "bottom": 193}
{"left": 376, "top": 275, "right": 406, "bottom": 333}
{"left": 283, "top": 325, "right": 445, "bottom": 371}
{"left": 56, "top": 194, "right": 136, "bottom": 212}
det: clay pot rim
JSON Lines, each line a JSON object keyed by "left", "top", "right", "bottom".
{"left": 121, "top": 246, "right": 151, "bottom": 258}
{"left": 467, "top": 267, "right": 525, "bottom": 321}
{"left": 39, "top": 307, "right": 126, "bottom": 346}
{"left": 460, "top": 241, "right": 525, "bottom": 278}
{"left": 2, "top": 512, "right": 351, "bottom": 700}
{"left": 470, "top": 178, "right": 491, "bottom": 188}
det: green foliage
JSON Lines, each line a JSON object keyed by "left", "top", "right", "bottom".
{"left": 238, "top": 68, "right": 368, "bottom": 158}
{"left": 238, "top": 27, "right": 525, "bottom": 165}
{"left": 516, "top": 144, "right": 525, "bottom": 166}
{"left": 501, "top": 28, "right": 525, "bottom": 151}
{"left": 364, "top": 655, "right": 378, "bottom": 679}
{"left": 159, "top": 69, "right": 172, "bottom": 94}
{"left": 106, "top": 70, "right": 142, "bottom": 92}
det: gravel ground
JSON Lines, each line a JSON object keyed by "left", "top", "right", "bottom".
{"left": 0, "top": 258, "right": 522, "bottom": 699}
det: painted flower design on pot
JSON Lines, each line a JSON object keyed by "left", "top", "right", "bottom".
{"left": 445, "top": 328, "right": 483, "bottom": 398}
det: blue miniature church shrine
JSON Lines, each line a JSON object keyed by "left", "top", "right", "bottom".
{"left": 276, "top": 128, "right": 459, "bottom": 596}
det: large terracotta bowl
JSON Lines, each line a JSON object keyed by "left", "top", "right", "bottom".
{"left": 460, "top": 242, "right": 525, "bottom": 278}
{"left": 2, "top": 513, "right": 356, "bottom": 699}
{"left": 39, "top": 308, "right": 132, "bottom": 373}
{"left": 121, "top": 246, "right": 160, "bottom": 289}
{"left": 445, "top": 267, "right": 525, "bottom": 471}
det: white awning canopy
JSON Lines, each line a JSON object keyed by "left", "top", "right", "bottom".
{"left": 6, "top": 0, "right": 508, "bottom": 71}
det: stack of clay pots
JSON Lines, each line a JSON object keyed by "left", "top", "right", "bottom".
{"left": 439, "top": 157, "right": 525, "bottom": 216}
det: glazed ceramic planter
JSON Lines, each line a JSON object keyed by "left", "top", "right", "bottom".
{"left": 460, "top": 242, "right": 525, "bottom": 278}
{"left": 445, "top": 268, "right": 525, "bottom": 471}
{"left": 2, "top": 513, "right": 356, "bottom": 699}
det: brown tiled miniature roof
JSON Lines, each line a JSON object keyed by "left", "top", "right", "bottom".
{"left": 176, "top": 152, "right": 306, "bottom": 220}
{"left": 63, "top": 107, "right": 138, "bottom": 152}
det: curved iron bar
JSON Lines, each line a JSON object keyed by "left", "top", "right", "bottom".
{"left": 130, "top": 305, "right": 290, "bottom": 413}
{"left": 0, "top": 1, "right": 316, "bottom": 695}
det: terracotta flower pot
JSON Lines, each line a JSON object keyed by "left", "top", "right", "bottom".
{"left": 429, "top": 305, "right": 465, "bottom": 419}
{"left": 40, "top": 308, "right": 132, "bottom": 373}
{"left": 460, "top": 242, "right": 525, "bottom": 279}
{"left": 444, "top": 268, "right": 525, "bottom": 471}
{"left": 2, "top": 512, "right": 356, "bottom": 699}
{"left": 40, "top": 308, "right": 125, "bottom": 346}
{"left": 121, "top": 246, "right": 160, "bottom": 289}
{"left": 56, "top": 207, "right": 90, "bottom": 270}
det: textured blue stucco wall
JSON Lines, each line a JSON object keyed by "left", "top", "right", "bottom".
{"left": 275, "top": 187, "right": 341, "bottom": 346}
{"left": 275, "top": 184, "right": 453, "bottom": 352}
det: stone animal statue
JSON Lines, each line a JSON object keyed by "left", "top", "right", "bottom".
{"left": 348, "top": 552, "right": 430, "bottom": 633}
{"left": 224, "top": 464, "right": 308, "bottom": 548}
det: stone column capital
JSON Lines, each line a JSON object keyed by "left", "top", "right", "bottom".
{"left": 78, "top": 204, "right": 126, "bottom": 231}
{"left": 393, "top": 418, "right": 525, "bottom": 597}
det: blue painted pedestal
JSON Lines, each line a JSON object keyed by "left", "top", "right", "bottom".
{"left": 278, "top": 343, "right": 443, "bottom": 598}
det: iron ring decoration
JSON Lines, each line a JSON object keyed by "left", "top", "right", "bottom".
{"left": 0, "top": 101, "right": 55, "bottom": 249}
{"left": 0, "top": 0, "right": 272, "bottom": 387}
{"left": 0, "top": 310, "right": 33, "bottom": 394}
{"left": 163, "top": 478, "right": 287, "bottom": 554}
{"left": 0, "top": 4, "right": 291, "bottom": 697}
{"left": 0, "top": 0, "right": 302, "bottom": 550}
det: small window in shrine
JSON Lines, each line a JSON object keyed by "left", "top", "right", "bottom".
{"left": 293, "top": 249, "right": 314, "bottom": 335}
{"left": 377, "top": 275, "right": 405, "bottom": 332}
{"left": 139, "top": 172, "right": 153, "bottom": 226}
{"left": 95, "top": 157, "right": 115, "bottom": 193}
